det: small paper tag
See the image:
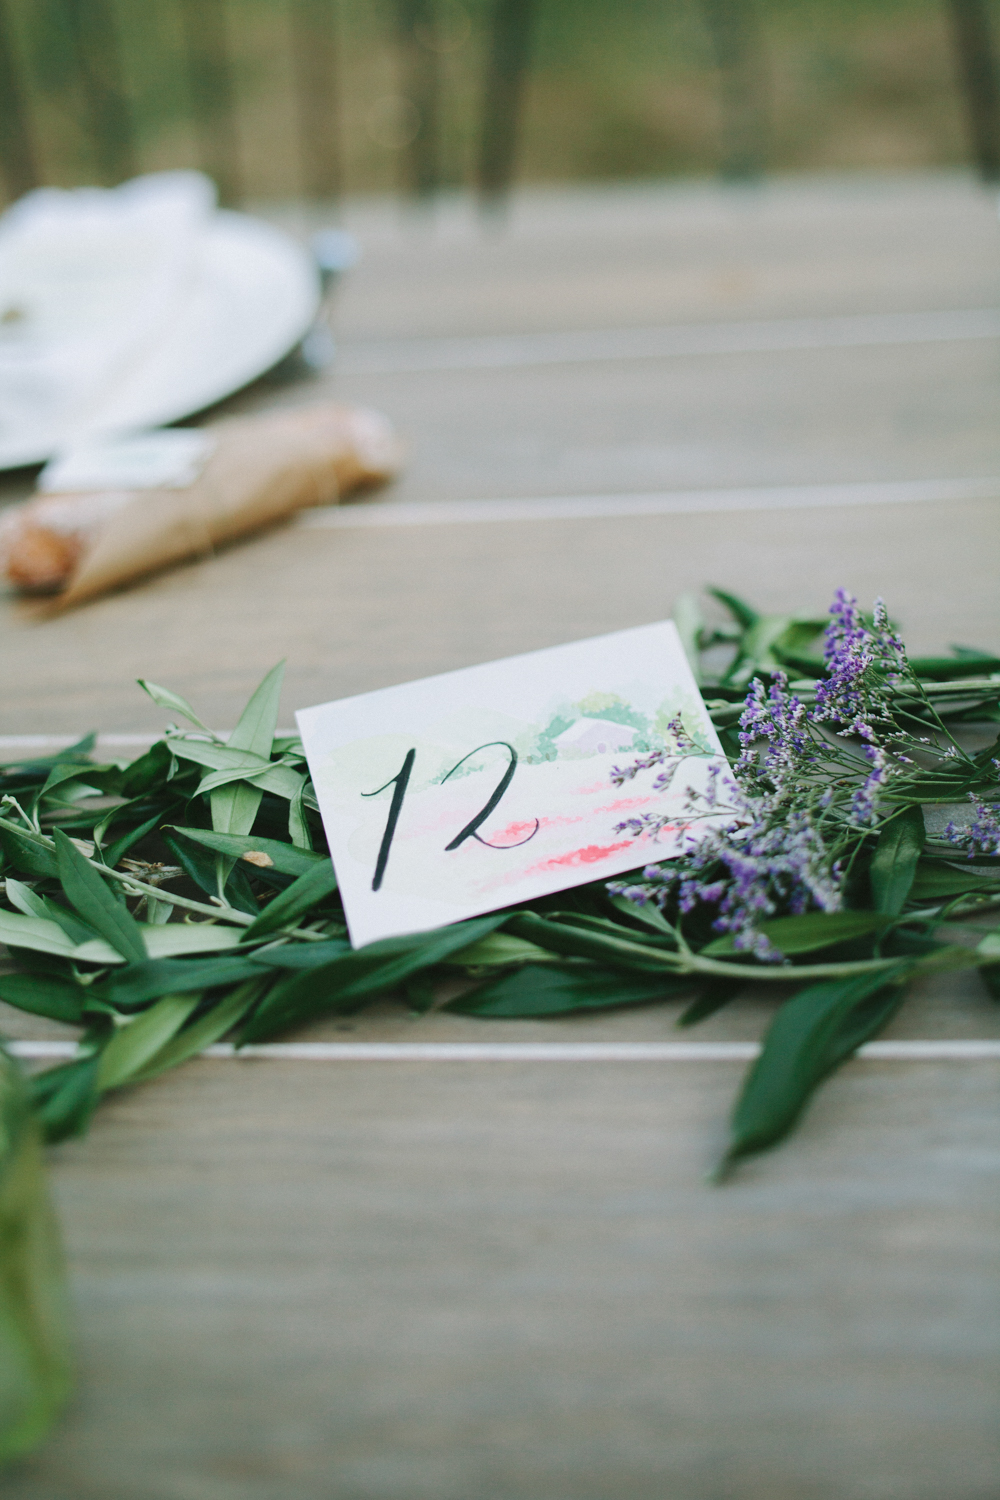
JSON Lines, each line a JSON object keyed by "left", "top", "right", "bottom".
{"left": 38, "top": 430, "right": 215, "bottom": 493}
{"left": 297, "top": 621, "right": 733, "bottom": 949}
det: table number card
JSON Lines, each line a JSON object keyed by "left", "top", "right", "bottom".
{"left": 297, "top": 621, "right": 731, "bottom": 948}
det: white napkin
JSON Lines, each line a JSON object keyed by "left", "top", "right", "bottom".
{"left": 0, "top": 171, "right": 215, "bottom": 447}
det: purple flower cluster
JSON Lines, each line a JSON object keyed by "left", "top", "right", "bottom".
{"left": 870, "top": 598, "right": 909, "bottom": 678}
{"left": 737, "top": 599, "right": 901, "bottom": 813}
{"left": 850, "top": 738, "right": 889, "bottom": 826}
{"left": 945, "top": 796, "right": 1000, "bottom": 858}
{"left": 611, "top": 755, "right": 684, "bottom": 798}
{"left": 613, "top": 813, "right": 669, "bottom": 839}
{"left": 607, "top": 587, "right": 994, "bottom": 957}
{"left": 813, "top": 589, "right": 874, "bottom": 733}
{"left": 813, "top": 590, "right": 907, "bottom": 736}
{"left": 610, "top": 714, "right": 697, "bottom": 790}
{"left": 736, "top": 672, "right": 809, "bottom": 791}
{"left": 612, "top": 758, "right": 739, "bottom": 843}
{"left": 609, "top": 803, "right": 841, "bottom": 963}
{"left": 608, "top": 588, "right": 921, "bottom": 954}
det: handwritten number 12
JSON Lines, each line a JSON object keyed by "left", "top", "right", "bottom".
{"left": 362, "top": 741, "right": 538, "bottom": 892}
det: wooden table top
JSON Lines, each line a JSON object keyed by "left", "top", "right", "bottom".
{"left": 2, "top": 172, "right": 999, "bottom": 1500}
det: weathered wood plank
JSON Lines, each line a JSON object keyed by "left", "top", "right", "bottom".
{"left": 4, "top": 1049, "right": 999, "bottom": 1499}
{"left": 0, "top": 176, "right": 998, "bottom": 1494}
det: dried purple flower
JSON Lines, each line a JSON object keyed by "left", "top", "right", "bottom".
{"left": 609, "top": 715, "right": 697, "bottom": 789}
{"left": 609, "top": 801, "right": 841, "bottom": 964}
{"left": 609, "top": 586, "right": 993, "bottom": 960}
{"left": 944, "top": 797, "right": 1000, "bottom": 858}
{"left": 813, "top": 589, "right": 876, "bottom": 734}
{"left": 850, "top": 739, "right": 889, "bottom": 826}
{"left": 736, "top": 671, "right": 808, "bottom": 792}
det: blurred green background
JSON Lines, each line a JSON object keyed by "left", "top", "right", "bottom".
{"left": 0, "top": 0, "right": 993, "bottom": 203}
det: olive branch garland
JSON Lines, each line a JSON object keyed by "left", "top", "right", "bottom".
{"left": 0, "top": 588, "right": 998, "bottom": 1174}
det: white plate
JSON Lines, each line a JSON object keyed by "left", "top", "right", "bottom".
{"left": 0, "top": 210, "right": 320, "bottom": 471}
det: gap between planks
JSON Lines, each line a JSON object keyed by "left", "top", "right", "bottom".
{"left": 7, "top": 1040, "right": 1000, "bottom": 1062}
{"left": 335, "top": 307, "right": 1000, "bottom": 375}
{"left": 302, "top": 476, "right": 1000, "bottom": 530}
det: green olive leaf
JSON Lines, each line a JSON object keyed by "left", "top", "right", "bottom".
{"left": 702, "top": 910, "right": 891, "bottom": 958}
{"left": 165, "top": 827, "right": 323, "bottom": 877}
{"left": 53, "top": 828, "right": 147, "bottom": 965}
{"left": 870, "top": 805, "right": 925, "bottom": 915}
{"left": 211, "top": 662, "right": 286, "bottom": 843}
{"left": 238, "top": 860, "right": 338, "bottom": 942}
{"left": 450, "top": 964, "right": 694, "bottom": 1017}
{"left": 723, "top": 966, "right": 909, "bottom": 1169}
{"left": 137, "top": 680, "right": 213, "bottom": 732}
{"left": 96, "top": 994, "right": 201, "bottom": 1092}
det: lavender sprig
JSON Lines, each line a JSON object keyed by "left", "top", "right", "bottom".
{"left": 610, "top": 590, "right": 999, "bottom": 957}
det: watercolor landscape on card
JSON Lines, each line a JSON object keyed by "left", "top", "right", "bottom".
{"left": 297, "top": 622, "right": 731, "bottom": 948}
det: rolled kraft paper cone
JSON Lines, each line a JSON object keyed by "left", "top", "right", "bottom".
{"left": 3, "top": 402, "right": 401, "bottom": 607}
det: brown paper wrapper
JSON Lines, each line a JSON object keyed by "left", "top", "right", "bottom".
{"left": 3, "top": 402, "right": 400, "bottom": 608}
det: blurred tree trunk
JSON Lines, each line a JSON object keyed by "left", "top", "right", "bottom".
{"left": 948, "top": 0, "right": 1000, "bottom": 182}
{"left": 178, "top": 0, "right": 242, "bottom": 205}
{"left": 478, "top": 0, "right": 536, "bottom": 211}
{"left": 64, "top": 0, "right": 136, "bottom": 185}
{"left": 290, "top": 0, "right": 342, "bottom": 202}
{"left": 702, "top": 0, "right": 767, "bottom": 182}
{"left": 0, "top": 0, "right": 38, "bottom": 202}
{"left": 397, "top": 0, "right": 440, "bottom": 200}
